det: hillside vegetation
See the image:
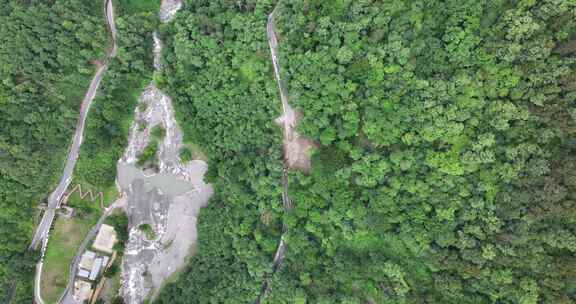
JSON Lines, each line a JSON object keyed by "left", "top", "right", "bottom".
{"left": 155, "top": 1, "right": 285, "bottom": 302}
{"left": 158, "top": 0, "right": 576, "bottom": 303}
{"left": 73, "top": 0, "right": 158, "bottom": 199}
{"left": 0, "top": 0, "right": 107, "bottom": 301}
{"left": 39, "top": 2, "right": 159, "bottom": 302}
{"left": 262, "top": 0, "right": 576, "bottom": 303}
{"left": 1, "top": 0, "right": 575, "bottom": 303}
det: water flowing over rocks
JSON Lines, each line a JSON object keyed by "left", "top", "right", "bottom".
{"left": 119, "top": 1, "right": 213, "bottom": 302}
{"left": 159, "top": 0, "right": 182, "bottom": 23}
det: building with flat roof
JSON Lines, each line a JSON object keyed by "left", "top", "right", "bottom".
{"left": 92, "top": 224, "right": 117, "bottom": 254}
{"left": 78, "top": 249, "right": 112, "bottom": 281}
{"left": 79, "top": 250, "right": 96, "bottom": 271}
{"left": 89, "top": 257, "right": 104, "bottom": 281}
{"left": 102, "top": 256, "right": 110, "bottom": 269}
{"left": 78, "top": 269, "right": 90, "bottom": 279}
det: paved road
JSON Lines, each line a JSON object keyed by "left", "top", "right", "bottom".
{"left": 34, "top": 245, "right": 47, "bottom": 304}
{"left": 32, "top": 0, "right": 118, "bottom": 303}
{"left": 29, "top": 0, "right": 118, "bottom": 251}
{"left": 29, "top": 63, "right": 107, "bottom": 250}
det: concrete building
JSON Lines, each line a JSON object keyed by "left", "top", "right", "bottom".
{"left": 92, "top": 224, "right": 117, "bottom": 254}
{"left": 78, "top": 269, "right": 90, "bottom": 279}
{"left": 78, "top": 250, "right": 112, "bottom": 281}
{"left": 89, "top": 257, "right": 104, "bottom": 281}
{"left": 79, "top": 250, "right": 96, "bottom": 271}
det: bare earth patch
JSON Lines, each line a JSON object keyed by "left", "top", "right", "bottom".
{"left": 268, "top": 11, "right": 315, "bottom": 173}
{"left": 284, "top": 136, "right": 315, "bottom": 172}
{"left": 276, "top": 109, "right": 316, "bottom": 172}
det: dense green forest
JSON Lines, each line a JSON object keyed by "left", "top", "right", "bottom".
{"left": 155, "top": 1, "right": 285, "bottom": 302}
{"left": 73, "top": 0, "right": 158, "bottom": 197}
{"left": 268, "top": 0, "right": 576, "bottom": 303}
{"left": 0, "top": 0, "right": 107, "bottom": 302}
{"left": 157, "top": 0, "right": 576, "bottom": 303}
{"left": 1, "top": 0, "right": 576, "bottom": 303}
{"left": 0, "top": 0, "right": 157, "bottom": 301}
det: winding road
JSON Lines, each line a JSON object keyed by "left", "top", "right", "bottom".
{"left": 32, "top": 0, "right": 118, "bottom": 303}
{"left": 30, "top": 0, "right": 117, "bottom": 251}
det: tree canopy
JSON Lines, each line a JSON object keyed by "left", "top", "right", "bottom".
{"left": 157, "top": 0, "right": 576, "bottom": 303}
{"left": 155, "top": 1, "right": 285, "bottom": 302}
{"left": 2, "top": 0, "right": 576, "bottom": 303}
{"left": 0, "top": 0, "right": 107, "bottom": 301}
{"left": 263, "top": 0, "right": 576, "bottom": 303}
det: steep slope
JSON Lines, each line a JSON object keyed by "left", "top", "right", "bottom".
{"left": 154, "top": 1, "right": 286, "bottom": 303}
{"left": 262, "top": 1, "right": 576, "bottom": 303}
{"left": 0, "top": 0, "right": 107, "bottom": 301}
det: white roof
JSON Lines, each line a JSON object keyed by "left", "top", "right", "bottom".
{"left": 79, "top": 250, "right": 96, "bottom": 270}
{"left": 89, "top": 258, "right": 103, "bottom": 281}
{"left": 92, "top": 224, "right": 117, "bottom": 254}
{"left": 102, "top": 256, "right": 110, "bottom": 268}
{"left": 77, "top": 269, "right": 90, "bottom": 278}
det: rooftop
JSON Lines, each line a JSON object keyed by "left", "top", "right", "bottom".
{"left": 92, "top": 224, "right": 117, "bottom": 254}
{"left": 89, "top": 257, "right": 104, "bottom": 281}
{"left": 78, "top": 250, "right": 96, "bottom": 271}
{"left": 78, "top": 269, "right": 90, "bottom": 279}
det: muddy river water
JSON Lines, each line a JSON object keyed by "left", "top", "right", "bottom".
{"left": 118, "top": 0, "right": 213, "bottom": 302}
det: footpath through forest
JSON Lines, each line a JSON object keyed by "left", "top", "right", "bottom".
{"left": 32, "top": 0, "right": 118, "bottom": 303}
{"left": 256, "top": 3, "right": 306, "bottom": 302}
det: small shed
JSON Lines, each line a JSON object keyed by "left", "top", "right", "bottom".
{"left": 77, "top": 269, "right": 90, "bottom": 279}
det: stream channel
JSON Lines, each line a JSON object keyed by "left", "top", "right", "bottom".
{"left": 117, "top": 0, "right": 212, "bottom": 302}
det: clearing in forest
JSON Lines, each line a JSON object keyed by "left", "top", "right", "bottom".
{"left": 41, "top": 207, "right": 98, "bottom": 303}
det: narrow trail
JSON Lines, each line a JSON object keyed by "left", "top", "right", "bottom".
{"left": 32, "top": 0, "right": 118, "bottom": 303}
{"left": 255, "top": 3, "right": 294, "bottom": 303}
{"left": 60, "top": 184, "right": 106, "bottom": 211}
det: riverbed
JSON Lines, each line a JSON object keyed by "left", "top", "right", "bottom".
{"left": 118, "top": 0, "right": 213, "bottom": 302}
